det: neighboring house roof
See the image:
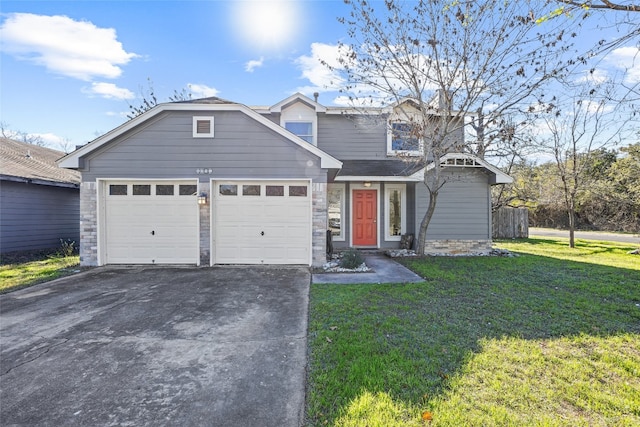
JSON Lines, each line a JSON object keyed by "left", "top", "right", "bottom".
{"left": 1, "top": 138, "right": 80, "bottom": 187}
{"left": 58, "top": 98, "right": 342, "bottom": 170}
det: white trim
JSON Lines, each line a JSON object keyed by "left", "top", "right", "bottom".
{"left": 387, "top": 121, "right": 423, "bottom": 156}
{"left": 269, "top": 92, "right": 326, "bottom": 113}
{"left": 335, "top": 175, "right": 421, "bottom": 182}
{"left": 58, "top": 102, "right": 341, "bottom": 170}
{"left": 424, "top": 153, "right": 513, "bottom": 184}
{"left": 384, "top": 183, "right": 406, "bottom": 241}
{"left": 97, "top": 178, "right": 200, "bottom": 266}
{"left": 349, "top": 182, "right": 381, "bottom": 248}
{"left": 327, "top": 183, "right": 346, "bottom": 242}
{"left": 280, "top": 101, "right": 318, "bottom": 146}
{"left": 192, "top": 116, "right": 214, "bottom": 138}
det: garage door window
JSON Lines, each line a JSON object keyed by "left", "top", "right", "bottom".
{"left": 179, "top": 184, "right": 197, "bottom": 196}
{"left": 109, "top": 184, "right": 127, "bottom": 195}
{"left": 266, "top": 185, "right": 284, "bottom": 196}
{"left": 133, "top": 185, "right": 151, "bottom": 195}
{"left": 219, "top": 185, "right": 237, "bottom": 196}
{"left": 289, "top": 186, "right": 307, "bottom": 197}
{"left": 243, "top": 185, "right": 261, "bottom": 196}
{"left": 156, "top": 185, "right": 174, "bottom": 195}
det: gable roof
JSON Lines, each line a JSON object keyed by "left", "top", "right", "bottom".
{"left": 268, "top": 92, "right": 327, "bottom": 113}
{"left": 58, "top": 98, "right": 342, "bottom": 170}
{"left": 1, "top": 138, "right": 80, "bottom": 187}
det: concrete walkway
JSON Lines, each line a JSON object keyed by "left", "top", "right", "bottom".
{"left": 312, "top": 253, "right": 424, "bottom": 284}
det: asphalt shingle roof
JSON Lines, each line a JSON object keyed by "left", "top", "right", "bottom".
{"left": 0, "top": 138, "right": 81, "bottom": 185}
{"left": 336, "top": 159, "right": 425, "bottom": 177}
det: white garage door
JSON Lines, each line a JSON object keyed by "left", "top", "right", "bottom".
{"left": 212, "top": 180, "right": 311, "bottom": 265}
{"left": 103, "top": 180, "right": 199, "bottom": 264}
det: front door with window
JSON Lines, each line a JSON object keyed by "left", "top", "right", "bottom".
{"left": 352, "top": 189, "right": 377, "bottom": 246}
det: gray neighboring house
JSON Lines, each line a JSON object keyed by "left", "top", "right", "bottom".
{"left": 58, "top": 94, "right": 511, "bottom": 267}
{"left": 1, "top": 138, "right": 80, "bottom": 254}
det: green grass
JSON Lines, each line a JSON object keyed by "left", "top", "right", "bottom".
{"left": 305, "top": 238, "right": 640, "bottom": 426}
{"left": 0, "top": 254, "right": 81, "bottom": 293}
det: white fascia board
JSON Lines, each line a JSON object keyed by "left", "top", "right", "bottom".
{"left": 334, "top": 175, "right": 421, "bottom": 182}
{"left": 57, "top": 102, "right": 342, "bottom": 170}
{"left": 269, "top": 93, "right": 327, "bottom": 113}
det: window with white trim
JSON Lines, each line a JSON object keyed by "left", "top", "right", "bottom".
{"left": 327, "top": 184, "right": 345, "bottom": 241}
{"left": 384, "top": 184, "right": 406, "bottom": 240}
{"left": 193, "top": 116, "right": 214, "bottom": 138}
{"left": 285, "top": 122, "right": 313, "bottom": 144}
{"left": 388, "top": 122, "right": 421, "bottom": 154}
{"left": 280, "top": 102, "right": 317, "bottom": 145}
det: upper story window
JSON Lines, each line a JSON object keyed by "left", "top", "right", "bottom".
{"left": 280, "top": 102, "right": 317, "bottom": 145}
{"left": 193, "top": 116, "right": 215, "bottom": 138}
{"left": 285, "top": 122, "right": 313, "bottom": 144}
{"left": 389, "top": 122, "right": 421, "bottom": 154}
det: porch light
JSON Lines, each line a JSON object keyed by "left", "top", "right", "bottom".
{"left": 363, "top": 181, "right": 372, "bottom": 188}
{"left": 198, "top": 192, "right": 208, "bottom": 205}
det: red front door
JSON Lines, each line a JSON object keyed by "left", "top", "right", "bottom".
{"left": 353, "top": 189, "right": 377, "bottom": 246}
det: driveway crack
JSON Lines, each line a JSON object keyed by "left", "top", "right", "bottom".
{"left": 2, "top": 337, "right": 70, "bottom": 376}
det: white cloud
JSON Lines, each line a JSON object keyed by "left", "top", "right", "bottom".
{"left": 576, "top": 68, "right": 609, "bottom": 84}
{"left": 0, "top": 13, "right": 137, "bottom": 80}
{"left": 84, "top": 82, "right": 134, "bottom": 100}
{"left": 606, "top": 46, "right": 640, "bottom": 84}
{"left": 295, "top": 43, "right": 346, "bottom": 95}
{"left": 245, "top": 57, "right": 264, "bottom": 72}
{"left": 188, "top": 84, "right": 219, "bottom": 99}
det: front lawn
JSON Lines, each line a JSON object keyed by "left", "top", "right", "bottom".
{"left": 306, "top": 238, "right": 640, "bottom": 426}
{"left": 0, "top": 251, "right": 81, "bottom": 293}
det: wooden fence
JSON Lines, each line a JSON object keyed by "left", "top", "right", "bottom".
{"left": 493, "top": 207, "right": 529, "bottom": 239}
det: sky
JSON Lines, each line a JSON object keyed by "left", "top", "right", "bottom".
{"left": 1, "top": 0, "right": 638, "bottom": 152}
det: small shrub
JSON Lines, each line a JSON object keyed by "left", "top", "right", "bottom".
{"left": 59, "top": 239, "right": 76, "bottom": 257}
{"left": 340, "top": 248, "right": 364, "bottom": 269}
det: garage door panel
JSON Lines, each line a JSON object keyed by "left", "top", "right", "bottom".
{"left": 213, "top": 180, "right": 311, "bottom": 265}
{"left": 104, "top": 181, "right": 198, "bottom": 265}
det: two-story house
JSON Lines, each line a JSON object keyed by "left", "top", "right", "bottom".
{"left": 59, "top": 93, "right": 511, "bottom": 267}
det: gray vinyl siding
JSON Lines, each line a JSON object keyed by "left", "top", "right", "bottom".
{"left": 80, "top": 110, "right": 327, "bottom": 182}
{"left": 318, "top": 114, "right": 388, "bottom": 160}
{"left": 415, "top": 169, "right": 490, "bottom": 240}
{"left": 1, "top": 181, "right": 79, "bottom": 253}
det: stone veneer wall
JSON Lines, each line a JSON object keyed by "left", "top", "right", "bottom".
{"left": 312, "top": 182, "right": 328, "bottom": 267}
{"left": 423, "top": 239, "right": 493, "bottom": 255}
{"left": 79, "top": 181, "right": 98, "bottom": 266}
{"left": 199, "top": 182, "right": 211, "bottom": 266}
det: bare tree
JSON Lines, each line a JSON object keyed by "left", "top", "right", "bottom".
{"left": 1, "top": 121, "right": 46, "bottom": 146}
{"left": 127, "top": 78, "right": 193, "bottom": 119}
{"left": 333, "top": 0, "right": 582, "bottom": 254}
{"left": 553, "top": 0, "right": 640, "bottom": 12}
{"left": 534, "top": 81, "right": 636, "bottom": 247}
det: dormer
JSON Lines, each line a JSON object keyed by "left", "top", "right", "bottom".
{"left": 270, "top": 93, "right": 326, "bottom": 146}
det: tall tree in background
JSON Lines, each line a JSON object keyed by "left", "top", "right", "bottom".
{"left": 534, "top": 81, "right": 635, "bottom": 247}
{"left": 333, "top": 0, "right": 580, "bottom": 254}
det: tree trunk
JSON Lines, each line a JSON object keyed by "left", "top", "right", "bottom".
{"left": 568, "top": 198, "right": 576, "bottom": 248}
{"left": 416, "top": 188, "right": 438, "bottom": 256}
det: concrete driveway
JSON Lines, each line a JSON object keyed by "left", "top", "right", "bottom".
{"left": 0, "top": 266, "right": 310, "bottom": 427}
